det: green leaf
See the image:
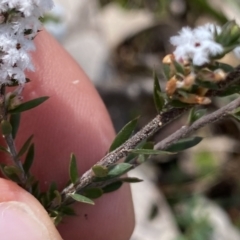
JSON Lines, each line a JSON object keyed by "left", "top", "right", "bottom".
{"left": 125, "top": 141, "right": 155, "bottom": 163}
{"left": 17, "top": 135, "right": 34, "bottom": 158}
{"left": 93, "top": 163, "right": 133, "bottom": 182}
{"left": 166, "top": 137, "right": 203, "bottom": 152}
{"left": 2, "top": 166, "right": 21, "bottom": 182}
{"left": 212, "top": 62, "right": 234, "bottom": 73}
{"left": 53, "top": 214, "right": 63, "bottom": 226}
{"left": 162, "top": 64, "right": 171, "bottom": 79}
{"left": 188, "top": 108, "right": 207, "bottom": 125}
{"left": 4, "top": 165, "right": 21, "bottom": 175}
{"left": 124, "top": 140, "right": 150, "bottom": 163}
{"left": 32, "top": 181, "right": 40, "bottom": 198}
{"left": 53, "top": 190, "right": 62, "bottom": 207}
{"left": 92, "top": 165, "right": 109, "bottom": 177}
{"left": 170, "top": 100, "right": 191, "bottom": 108}
{"left": 173, "top": 60, "right": 184, "bottom": 74}
{"left": 1, "top": 120, "right": 12, "bottom": 136}
{"left": 121, "top": 177, "right": 143, "bottom": 183}
{"left": 40, "top": 192, "right": 49, "bottom": 208}
{"left": 9, "top": 113, "right": 21, "bottom": 139}
{"left": 0, "top": 145, "right": 10, "bottom": 154}
{"left": 108, "top": 163, "right": 132, "bottom": 177}
{"left": 102, "top": 181, "right": 123, "bottom": 193}
{"left": 60, "top": 206, "right": 76, "bottom": 216}
{"left": 8, "top": 96, "right": 49, "bottom": 114}
{"left": 23, "top": 143, "right": 34, "bottom": 173}
{"left": 109, "top": 117, "right": 138, "bottom": 152}
{"left": 232, "top": 113, "right": 240, "bottom": 121}
{"left": 69, "top": 153, "right": 78, "bottom": 184}
{"left": 153, "top": 72, "right": 164, "bottom": 113}
{"left": 196, "top": 79, "right": 218, "bottom": 89}
{"left": 129, "top": 149, "right": 171, "bottom": 155}
{"left": 218, "top": 85, "right": 240, "bottom": 97}
{"left": 48, "top": 182, "right": 58, "bottom": 201}
{"left": 83, "top": 188, "right": 103, "bottom": 199}
{"left": 70, "top": 194, "right": 95, "bottom": 205}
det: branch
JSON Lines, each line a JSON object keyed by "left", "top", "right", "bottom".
{"left": 155, "top": 97, "right": 240, "bottom": 150}
{"left": 61, "top": 107, "right": 188, "bottom": 202}
{"left": 59, "top": 65, "right": 240, "bottom": 205}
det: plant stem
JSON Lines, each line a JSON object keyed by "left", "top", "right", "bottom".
{"left": 0, "top": 85, "right": 27, "bottom": 186}
{"left": 58, "top": 65, "right": 240, "bottom": 206}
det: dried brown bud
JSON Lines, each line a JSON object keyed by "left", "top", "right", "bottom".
{"left": 166, "top": 76, "right": 177, "bottom": 96}
{"left": 179, "top": 93, "right": 211, "bottom": 105}
{"left": 162, "top": 54, "right": 175, "bottom": 64}
{"left": 182, "top": 72, "right": 196, "bottom": 90}
{"left": 213, "top": 69, "right": 226, "bottom": 82}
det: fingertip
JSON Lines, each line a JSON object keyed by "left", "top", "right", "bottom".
{"left": 0, "top": 178, "right": 62, "bottom": 239}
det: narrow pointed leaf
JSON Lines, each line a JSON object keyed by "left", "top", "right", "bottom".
{"left": 10, "top": 113, "right": 21, "bottom": 139}
{"left": 124, "top": 140, "right": 150, "bottom": 163}
{"left": 232, "top": 113, "right": 240, "bottom": 121}
{"left": 48, "top": 182, "right": 58, "bottom": 201}
{"left": 32, "top": 181, "right": 40, "bottom": 198}
{"left": 83, "top": 188, "right": 103, "bottom": 199}
{"left": 3, "top": 166, "right": 21, "bottom": 182}
{"left": 129, "top": 149, "right": 171, "bottom": 155}
{"left": 219, "top": 85, "right": 240, "bottom": 97}
{"left": 17, "top": 135, "right": 34, "bottom": 158}
{"left": 60, "top": 206, "right": 76, "bottom": 216}
{"left": 4, "top": 166, "right": 21, "bottom": 175}
{"left": 93, "top": 163, "right": 133, "bottom": 182}
{"left": 102, "top": 181, "right": 123, "bottom": 193}
{"left": 109, "top": 117, "right": 138, "bottom": 152}
{"left": 211, "top": 62, "right": 234, "bottom": 73}
{"left": 121, "top": 177, "right": 143, "bottom": 183}
{"left": 188, "top": 108, "right": 207, "bottom": 125}
{"left": 8, "top": 96, "right": 49, "bottom": 114}
{"left": 173, "top": 60, "right": 184, "bottom": 74}
{"left": 1, "top": 120, "right": 12, "bottom": 136}
{"left": 0, "top": 145, "right": 10, "bottom": 154}
{"left": 170, "top": 100, "right": 191, "bottom": 108}
{"left": 53, "top": 215, "right": 63, "bottom": 226}
{"left": 92, "top": 165, "right": 108, "bottom": 177}
{"left": 196, "top": 79, "right": 218, "bottom": 89}
{"left": 70, "top": 194, "right": 95, "bottom": 205}
{"left": 108, "top": 163, "right": 132, "bottom": 177}
{"left": 23, "top": 143, "right": 34, "bottom": 173}
{"left": 166, "top": 137, "right": 203, "bottom": 152}
{"left": 153, "top": 72, "right": 164, "bottom": 113}
{"left": 53, "top": 190, "right": 62, "bottom": 207}
{"left": 69, "top": 153, "right": 78, "bottom": 184}
{"left": 162, "top": 64, "right": 171, "bottom": 79}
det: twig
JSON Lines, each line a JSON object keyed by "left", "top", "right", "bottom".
{"left": 155, "top": 97, "right": 240, "bottom": 151}
{"left": 59, "top": 65, "right": 240, "bottom": 205}
{"left": 0, "top": 85, "right": 27, "bottom": 185}
{"left": 61, "top": 107, "right": 188, "bottom": 202}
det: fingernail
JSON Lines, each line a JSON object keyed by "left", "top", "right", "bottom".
{"left": 0, "top": 201, "right": 54, "bottom": 240}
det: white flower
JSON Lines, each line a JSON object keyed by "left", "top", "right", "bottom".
{"left": 0, "top": 0, "right": 54, "bottom": 85}
{"left": 170, "top": 23, "right": 224, "bottom": 66}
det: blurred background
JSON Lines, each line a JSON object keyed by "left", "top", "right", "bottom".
{"left": 43, "top": 1, "right": 240, "bottom": 239}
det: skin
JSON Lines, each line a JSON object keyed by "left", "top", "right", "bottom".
{"left": 0, "top": 30, "right": 135, "bottom": 240}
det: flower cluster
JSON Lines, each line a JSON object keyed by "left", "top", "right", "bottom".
{"left": 170, "top": 23, "right": 240, "bottom": 66}
{"left": 0, "top": 0, "right": 54, "bottom": 85}
{"left": 162, "top": 21, "right": 240, "bottom": 105}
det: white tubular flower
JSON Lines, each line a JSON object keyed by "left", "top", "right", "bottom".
{"left": 170, "top": 23, "right": 224, "bottom": 66}
{"left": 0, "top": 0, "right": 54, "bottom": 85}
